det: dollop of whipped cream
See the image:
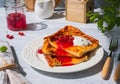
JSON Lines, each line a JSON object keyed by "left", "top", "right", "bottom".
{"left": 73, "top": 36, "right": 90, "bottom": 46}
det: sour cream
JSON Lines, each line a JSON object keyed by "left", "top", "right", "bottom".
{"left": 73, "top": 36, "right": 90, "bottom": 46}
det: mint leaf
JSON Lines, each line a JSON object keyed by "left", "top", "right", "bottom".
{"left": 0, "top": 46, "right": 8, "bottom": 52}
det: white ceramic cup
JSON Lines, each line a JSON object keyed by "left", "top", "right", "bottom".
{"left": 34, "top": 0, "right": 55, "bottom": 18}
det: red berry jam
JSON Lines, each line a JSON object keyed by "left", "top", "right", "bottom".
{"left": 55, "top": 48, "right": 68, "bottom": 56}
{"left": 7, "top": 13, "right": 27, "bottom": 31}
{"left": 56, "top": 56, "right": 72, "bottom": 64}
{"left": 62, "top": 63, "right": 74, "bottom": 66}
{"left": 56, "top": 35, "right": 74, "bottom": 48}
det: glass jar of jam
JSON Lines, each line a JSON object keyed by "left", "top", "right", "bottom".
{"left": 4, "top": 0, "right": 27, "bottom": 31}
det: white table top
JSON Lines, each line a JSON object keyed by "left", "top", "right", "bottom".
{"left": 0, "top": 7, "right": 120, "bottom": 84}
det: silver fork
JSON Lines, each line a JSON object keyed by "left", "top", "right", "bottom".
{"left": 108, "top": 38, "right": 119, "bottom": 57}
{"left": 102, "top": 38, "right": 119, "bottom": 80}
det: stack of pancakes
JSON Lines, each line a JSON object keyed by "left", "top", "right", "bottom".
{"left": 40, "top": 26, "right": 99, "bottom": 67}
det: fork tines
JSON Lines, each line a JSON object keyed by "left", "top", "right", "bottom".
{"left": 109, "top": 38, "right": 119, "bottom": 51}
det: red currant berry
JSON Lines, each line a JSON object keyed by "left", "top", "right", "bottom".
{"left": 6, "top": 34, "right": 14, "bottom": 39}
{"left": 18, "top": 32, "right": 25, "bottom": 36}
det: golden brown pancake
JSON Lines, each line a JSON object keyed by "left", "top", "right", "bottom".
{"left": 43, "top": 25, "right": 99, "bottom": 57}
{"left": 44, "top": 53, "right": 90, "bottom": 67}
{"left": 39, "top": 25, "right": 99, "bottom": 67}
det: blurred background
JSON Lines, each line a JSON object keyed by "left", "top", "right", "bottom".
{"left": 0, "top": 0, "right": 4, "bottom": 7}
{"left": 0, "top": 0, "right": 104, "bottom": 8}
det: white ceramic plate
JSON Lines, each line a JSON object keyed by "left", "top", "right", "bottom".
{"left": 22, "top": 38, "right": 104, "bottom": 73}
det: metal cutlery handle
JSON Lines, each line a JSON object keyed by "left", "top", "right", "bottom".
{"left": 113, "top": 62, "right": 120, "bottom": 81}
{"left": 101, "top": 56, "right": 113, "bottom": 80}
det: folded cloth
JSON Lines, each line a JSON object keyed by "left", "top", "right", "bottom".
{"left": 0, "top": 41, "right": 17, "bottom": 71}
{"left": 0, "top": 71, "right": 9, "bottom": 84}
{"left": 6, "top": 69, "right": 32, "bottom": 84}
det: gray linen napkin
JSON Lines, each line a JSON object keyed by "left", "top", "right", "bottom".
{"left": 0, "top": 41, "right": 17, "bottom": 71}
{"left": 0, "top": 71, "right": 9, "bottom": 84}
{"left": 6, "top": 69, "right": 32, "bottom": 84}
{"left": 0, "top": 41, "right": 32, "bottom": 84}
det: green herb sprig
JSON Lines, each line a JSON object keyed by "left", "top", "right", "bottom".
{"left": 87, "top": 0, "right": 120, "bottom": 33}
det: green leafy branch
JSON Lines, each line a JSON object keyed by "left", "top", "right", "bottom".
{"left": 87, "top": 0, "right": 120, "bottom": 33}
